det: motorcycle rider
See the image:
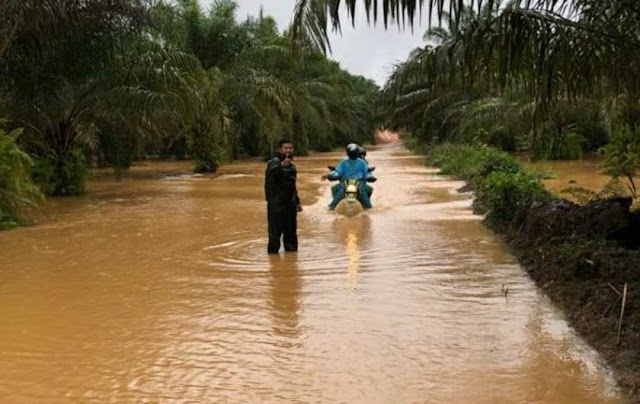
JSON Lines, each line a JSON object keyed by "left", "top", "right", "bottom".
{"left": 322, "top": 143, "right": 374, "bottom": 210}
{"left": 359, "top": 147, "right": 368, "bottom": 161}
{"left": 327, "top": 145, "right": 373, "bottom": 200}
{"left": 359, "top": 146, "right": 374, "bottom": 200}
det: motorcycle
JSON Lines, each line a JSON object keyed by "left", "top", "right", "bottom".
{"left": 327, "top": 166, "right": 376, "bottom": 217}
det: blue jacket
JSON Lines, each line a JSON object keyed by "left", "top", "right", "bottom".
{"left": 328, "top": 158, "right": 372, "bottom": 181}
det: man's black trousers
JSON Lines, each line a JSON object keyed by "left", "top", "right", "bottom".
{"left": 267, "top": 203, "right": 298, "bottom": 254}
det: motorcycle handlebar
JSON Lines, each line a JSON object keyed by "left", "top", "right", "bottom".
{"left": 328, "top": 165, "right": 375, "bottom": 172}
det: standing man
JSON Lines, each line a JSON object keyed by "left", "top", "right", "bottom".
{"left": 265, "top": 139, "right": 303, "bottom": 254}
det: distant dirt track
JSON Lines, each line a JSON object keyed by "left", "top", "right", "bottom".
{"left": 374, "top": 129, "right": 400, "bottom": 144}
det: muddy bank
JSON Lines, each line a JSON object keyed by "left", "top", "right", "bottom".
{"left": 497, "top": 197, "right": 640, "bottom": 400}
{"left": 421, "top": 143, "right": 639, "bottom": 400}
{"left": 484, "top": 191, "right": 640, "bottom": 401}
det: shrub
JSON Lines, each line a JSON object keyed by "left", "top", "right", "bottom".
{"left": 34, "top": 149, "right": 88, "bottom": 196}
{"left": 560, "top": 179, "right": 631, "bottom": 205}
{"left": 475, "top": 170, "right": 550, "bottom": 225}
{"left": 531, "top": 127, "right": 585, "bottom": 161}
{"left": 188, "top": 121, "right": 223, "bottom": 173}
{"left": 600, "top": 125, "right": 640, "bottom": 198}
{"left": 476, "top": 149, "right": 521, "bottom": 178}
{"left": 427, "top": 143, "right": 520, "bottom": 183}
{"left": 98, "top": 130, "right": 139, "bottom": 172}
{"left": 485, "top": 129, "right": 518, "bottom": 152}
{"left": 404, "top": 136, "right": 429, "bottom": 155}
{"left": 0, "top": 127, "right": 44, "bottom": 229}
{"left": 427, "top": 143, "right": 556, "bottom": 225}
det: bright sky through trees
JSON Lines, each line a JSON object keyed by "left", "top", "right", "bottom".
{"left": 204, "top": 0, "right": 426, "bottom": 85}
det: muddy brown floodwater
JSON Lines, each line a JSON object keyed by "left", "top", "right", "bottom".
{"left": 526, "top": 157, "right": 614, "bottom": 196}
{"left": 0, "top": 144, "right": 626, "bottom": 403}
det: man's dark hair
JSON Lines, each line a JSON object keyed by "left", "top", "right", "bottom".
{"left": 278, "top": 139, "right": 293, "bottom": 148}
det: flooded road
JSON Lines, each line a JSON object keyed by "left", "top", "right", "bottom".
{"left": 0, "top": 145, "right": 624, "bottom": 403}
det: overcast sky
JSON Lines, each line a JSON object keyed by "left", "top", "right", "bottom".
{"left": 201, "top": 0, "right": 427, "bottom": 86}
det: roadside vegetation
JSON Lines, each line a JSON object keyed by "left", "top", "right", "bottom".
{"left": 0, "top": 126, "right": 43, "bottom": 229}
{"left": 425, "top": 143, "right": 550, "bottom": 225}
{"left": 375, "top": 1, "right": 639, "bottom": 162}
{"left": 292, "top": 0, "right": 639, "bottom": 165}
{"left": 368, "top": 0, "right": 640, "bottom": 205}
{"left": 293, "top": 0, "right": 640, "bottom": 201}
{"left": 0, "top": 0, "right": 378, "bottom": 227}
{"left": 427, "top": 142, "right": 640, "bottom": 399}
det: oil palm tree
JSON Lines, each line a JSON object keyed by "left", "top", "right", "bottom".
{"left": 0, "top": 0, "right": 206, "bottom": 193}
{"left": 378, "top": 0, "right": 631, "bottom": 158}
{"left": 1, "top": 0, "right": 380, "bottom": 199}
{"left": 294, "top": 0, "right": 640, "bottom": 107}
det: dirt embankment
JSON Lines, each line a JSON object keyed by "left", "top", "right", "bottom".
{"left": 490, "top": 197, "right": 640, "bottom": 401}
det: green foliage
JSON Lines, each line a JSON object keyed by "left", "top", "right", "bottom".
{"left": 0, "top": 0, "right": 379, "bottom": 205}
{"left": 427, "top": 143, "right": 483, "bottom": 178}
{"left": 427, "top": 143, "right": 549, "bottom": 226}
{"left": 598, "top": 179, "right": 632, "bottom": 200}
{"left": 0, "top": 126, "right": 43, "bottom": 228}
{"left": 34, "top": 149, "right": 87, "bottom": 196}
{"left": 426, "top": 143, "right": 520, "bottom": 183}
{"left": 559, "top": 187, "right": 599, "bottom": 205}
{"left": 182, "top": 0, "right": 253, "bottom": 70}
{"left": 403, "top": 136, "right": 428, "bottom": 155}
{"left": 559, "top": 180, "right": 630, "bottom": 205}
{"left": 97, "top": 127, "right": 139, "bottom": 173}
{"left": 152, "top": 0, "right": 379, "bottom": 162}
{"left": 530, "top": 128, "right": 585, "bottom": 161}
{"left": 188, "top": 117, "right": 224, "bottom": 173}
{"left": 600, "top": 126, "right": 640, "bottom": 198}
{"left": 374, "top": 1, "right": 638, "bottom": 161}
{"left": 296, "top": 1, "right": 640, "bottom": 106}
{"left": 0, "top": 1, "right": 202, "bottom": 193}
{"left": 475, "top": 170, "right": 550, "bottom": 225}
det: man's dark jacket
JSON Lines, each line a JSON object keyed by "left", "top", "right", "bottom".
{"left": 264, "top": 154, "right": 300, "bottom": 208}
{"left": 265, "top": 154, "right": 300, "bottom": 254}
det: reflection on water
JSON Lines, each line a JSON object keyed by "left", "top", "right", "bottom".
{"left": 0, "top": 145, "right": 624, "bottom": 402}
{"left": 333, "top": 215, "right": 372, "bottom": 289}
{"left": 346, "top": 232, "right": 359, "bottom": 284}
{"left": 269, "top": 254, "right": 301, "bottom": 339}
